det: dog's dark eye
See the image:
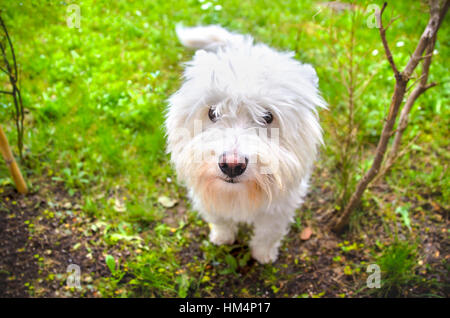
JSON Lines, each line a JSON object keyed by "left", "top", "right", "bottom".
{"left": 208, "top": 107, "right": 218, "bottom": 122}
{"left": 263, "top": 112, "right": 273, "bottom": 124}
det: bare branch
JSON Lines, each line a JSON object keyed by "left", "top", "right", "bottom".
{"left": 402, "top": 0, "right": 449, "bottom": 79}
{"left": 0, "top": 16, "right": 17, "bottom": 79}
{"left": 0, "top": 64, "right": 9, "bottom": 75}
{"left": 330, "top": 0, "right": 449, "bottom": 233}
{"left": 0, "top": 14, "right": 25, "bottom": 161}
{"left": 375, "top": 1, "right": 447, "bottom": 182}
{"left": 380, "top": 80, "right": 438, "bottom": 178}
{"left": 378, "top": 3, "right": 401, "bottom": 80}
{"left": 424, "top": 81, "right": 438, "bottom": 90}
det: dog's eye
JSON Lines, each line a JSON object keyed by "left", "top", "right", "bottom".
{"left": 263, "top": 112, "right": 273, "bottom": 124}
{"left": 208, "top": 107, "right": 218, "bottom": 122}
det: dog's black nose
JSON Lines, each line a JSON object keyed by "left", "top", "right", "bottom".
{"left": 219, "top": 153, "right": 248, "bottom": 179}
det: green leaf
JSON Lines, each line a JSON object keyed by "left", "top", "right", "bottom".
{"left": 176, "top": 274, "right": 191, "bottom": 298}
{"left": 395, "top": 206, "right": 412, "bottom": 231}
{"left": 225, "top": 254, "right": 238, "bottom": 272}
{"left": 105, "top": 254, "right": 116, "bottom": 274}
{"left": 239, "top": 252, "right": 251, "bottom": 267}
{"left": 410, "top": 144, "right": 423, "bottom": 151}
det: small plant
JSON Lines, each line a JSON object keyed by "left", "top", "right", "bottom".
{"left": 100, "top": 254, "right": 127, "bottom": 297}
{"left": 127, "top": 251, "right": 178, "bottom": 297}
{"left": 375, "top": 240, "right": 419, "bottom": 297}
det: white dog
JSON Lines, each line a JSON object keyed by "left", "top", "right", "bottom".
{"left": 165, "top": 25, "right": 326, "bottom": 264}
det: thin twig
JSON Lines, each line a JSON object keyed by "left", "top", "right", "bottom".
{"left": 372, "top": 133, "right": 421, "bottom": 185}
{"left": 405, "top": 74, "right": 425, "bottom": 92}
{"left": 0, "top": 16, "right": 17, "bottom": 79}
{"left": 0, "top": 64, "right": 9, "bottom": 75}
{"left": 385, "top": 15, "right": 400, "bottom": 30}
{"left": 0, "top": 14, "right": 25, "bottom": 161}
{"left": 379, "top": 2, "right": 401, "bottom": 80}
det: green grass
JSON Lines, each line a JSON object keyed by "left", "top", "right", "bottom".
{"left": 0, "top": 0, "right": 448, "bottom": 297}
{"left": 374, "top": 240, "right": 419, "bottom": 297}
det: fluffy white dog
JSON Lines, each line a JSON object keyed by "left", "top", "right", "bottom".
{"left": 165, "top": 25, "right": 326, "bottom": 264}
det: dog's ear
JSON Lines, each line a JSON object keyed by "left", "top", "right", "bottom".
{"left": 299, "top": 64, "right": 319, "bottom": 88}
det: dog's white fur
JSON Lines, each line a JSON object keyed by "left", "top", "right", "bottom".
{"left": 165, "top": 25, "right": 326, "bottom": 263}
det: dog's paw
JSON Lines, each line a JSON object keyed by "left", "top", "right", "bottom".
{"left": 250, "top": 246, "right": 279, "bottom": 264}
{"left": 209, "top": 225, "right": 236, "bottom": 246}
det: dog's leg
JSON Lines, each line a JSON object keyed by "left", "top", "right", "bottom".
{"left": 249, "top": 213, "right": 292, "bottom": 264}
{"left": 206, "top": 215, "right": 237, "bottom": 246}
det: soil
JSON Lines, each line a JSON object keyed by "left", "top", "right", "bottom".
{"left": 0, "top": 181, "right": 117, "bottom": 297}
{"left": 0, "top": 176, "right": 448, "bottom": 297}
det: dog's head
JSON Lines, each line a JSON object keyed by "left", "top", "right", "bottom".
{"left": 166, "top": 44, "right": 326, "bottom": 214}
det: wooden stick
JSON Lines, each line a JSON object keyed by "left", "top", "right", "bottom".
{"left": 0, "top": 125, "right": 27, "bottom": 194}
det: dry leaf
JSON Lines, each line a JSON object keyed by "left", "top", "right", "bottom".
{"left": 114, "top": 198, "right": 126, "bottom": 212}
{"left": 158, "top": 196, "right": 178, "bottom": 208}
{"left": 300, "top": 227, "right": 313, "bottom": 240}
{"left": 430, "top": 201, "right": 440, "bottom": 211}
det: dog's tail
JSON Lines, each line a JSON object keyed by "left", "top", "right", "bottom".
{"left": 175, "top": 24, "right": 246, "bottom": 52}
